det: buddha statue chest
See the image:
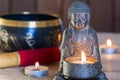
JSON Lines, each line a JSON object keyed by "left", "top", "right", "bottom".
{"left": 68, "top": 30, "right": 93, "bottom": 56}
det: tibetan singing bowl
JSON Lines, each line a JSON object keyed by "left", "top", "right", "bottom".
{"left": 0, "top": 13, "right": 64, "bottom": 52}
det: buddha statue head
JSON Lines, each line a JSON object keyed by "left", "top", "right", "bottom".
{"left": 68, "top": 0, "right": 90, "bottom": 30}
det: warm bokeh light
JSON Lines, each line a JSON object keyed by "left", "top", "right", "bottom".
{"left": 106, "top": 39, "right": 112, "bottom": 46}
{"left": 35, "top": 62, "right": 39, "bottom": 69}
{"left": 81, "top": 51, "right": 86, "bottom": 63}
{"left": 58, "top": 33, "right": 61, "bottom": 43}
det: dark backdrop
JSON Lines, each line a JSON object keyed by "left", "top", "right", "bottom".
{"left": 0, "top": 0, "right": 120, "bottom": 32}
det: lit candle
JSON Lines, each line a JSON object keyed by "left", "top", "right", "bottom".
{"left": 70, "top": 51, "right": 94, "bottom": 64}
{"left": 63, "top": 51, "right": 100, "bottom": 79}
{"left": 100, "top": 39, "right": 118, "bottom": 54}
{"left": 24, "top": 62, "right": 48, "bottom": 77}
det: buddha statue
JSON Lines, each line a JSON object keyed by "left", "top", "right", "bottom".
{"left": 53, "top": 0, "right": 108, "bottom": 80}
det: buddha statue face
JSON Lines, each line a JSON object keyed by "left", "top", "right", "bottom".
{"left": 70, "top": 12, "right": 90, "bottom": 30}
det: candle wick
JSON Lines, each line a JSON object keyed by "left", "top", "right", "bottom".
{"left": 82, "top": 61, "right": 86, "bottom": 64}
{"left": 36, "top": 67, "right": 39, "bottom": 70}
{"left": 34, "top": 67, "right": 40, "bottom": 71}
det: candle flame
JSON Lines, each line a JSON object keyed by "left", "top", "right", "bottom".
{"left": 106, "top": 39, "right": 112, "bottom": 46}
{"left": 81, "top": 51, "right": 86, "bottom": 63}
{"left": 35, "top": 62, "right": 39, "bottom": 69}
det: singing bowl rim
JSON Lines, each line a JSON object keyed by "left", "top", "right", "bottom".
{"left": 0, "top": 13, "right": 62, "bottom": 28}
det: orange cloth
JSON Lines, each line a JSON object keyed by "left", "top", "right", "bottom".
{"left": 0, "top": 52, "right": 20, "bottom": 68}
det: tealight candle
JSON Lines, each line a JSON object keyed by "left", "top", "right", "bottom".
{"left": 69, "top": 51, "right": 95, "bottom": 64}
{"left": 100, "top": 39, "right": 118, "bottom": 54}
{"left": 24, "top": 62, "right": 49, "bottom": 77}
{"left": 63, "top": 51, "right": 100, "bottom": 79}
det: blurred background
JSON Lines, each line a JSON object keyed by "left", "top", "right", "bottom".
{"left": 0, "top": 0, "right": 120, "bottom": 32}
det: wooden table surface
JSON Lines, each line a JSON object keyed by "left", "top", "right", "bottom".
{"left": 0, "top": 54, "right": 120, "bottom": 80}
{"left": 0, "top": 33, "right": 120, "bottom": 80}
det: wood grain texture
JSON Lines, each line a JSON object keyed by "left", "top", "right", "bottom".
{"left": 36, "top": 0, "right": 61, "bottom": 16}
{"left": 0, "top": 0, "right": 9, "bottom": 13}
{"left": 89, "top": 0, "right": 113, "bottom": 32}
{"left": 114, "top": 0, "right": 120, "bottom": 32}
{"left": 0, "top": 0, "right": 120, "bottom": 32}
{"left": 10, "top": 0, "right": 36, "bottom": 13}
{"left": 61, "top": 0, "right": 74, "bottom": 28}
